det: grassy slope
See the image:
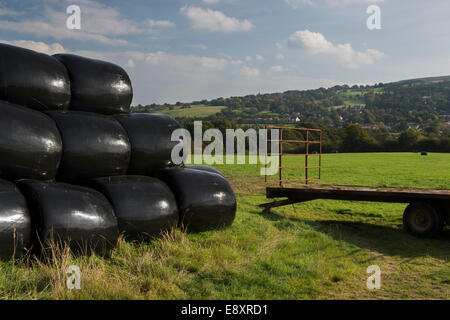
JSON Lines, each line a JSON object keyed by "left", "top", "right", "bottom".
{"left": 0, "top": 153, "right": 449, "bottom": 299}
{"left": 165, "top": 88, "right": 379, "bottom": 115}
{"left": 156, "top": 105, "right": 226, "bottom": 119}
{"left": 142, "top": 88, "right": 382, "bottom": 118}
{"left": 329, "top": 88, "right": 382, "bottom": 109}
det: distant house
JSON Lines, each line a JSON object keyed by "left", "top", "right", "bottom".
{"left": 290, "top": 117, "right": 301, "bottom": 123}
{"left": 407, "top": 122, "right": 420, "bottom": 129}
{"left": 361, "top": 124, "right": 377, "bottom": 130}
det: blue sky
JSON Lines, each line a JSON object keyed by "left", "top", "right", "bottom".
{"left": 0, "top": 0, "right": 450, "bottom": 104}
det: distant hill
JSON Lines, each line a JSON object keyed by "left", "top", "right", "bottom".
{"left": 133, "top": 75, "right": 450, "bottom": 131}
{"left": 397, "top": 75, "right": 450, "bottom": 85}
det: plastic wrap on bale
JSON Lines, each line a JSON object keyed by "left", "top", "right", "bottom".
{"left": 90, "top": 176, "right": 178, "bottom": 240}
{"left": 0, "top": 43, "right": 70, "bottom": 111}
{"left": 53, "top": 54, "right": 132, "bottom": 115}
{"left": 0, "top": 101, "right": 62, "bottom": 181}
{"left": 17, "top": 180, "right": 119, "bottom": 255}
{"left": 158, "top": 168, "right": 236, "bottom": 232}
{"left": 185, "top": 165, "right": 225, "bottom": 177}
{"left": 47, "top": 111, "right": 131, "bottom": 184}
{"left": 115, "top": 113, "right": 181, "bottom": 176}
{"left": 0, "top": 179, "right": 31, "bottom": 260}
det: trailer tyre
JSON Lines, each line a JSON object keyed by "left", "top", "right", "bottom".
{"left": 403, "top": 202, "right": 444, "bottom": 237}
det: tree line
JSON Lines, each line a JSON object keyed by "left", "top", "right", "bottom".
{"left": 178, "top": 119, "right": 450, "bottom": 153}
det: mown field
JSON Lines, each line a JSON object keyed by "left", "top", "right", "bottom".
{"left": 0, "top": 153, "right": 448, "bottom": 299}
{"left": 154, "top": 104, "right": 226, "bottom": 119}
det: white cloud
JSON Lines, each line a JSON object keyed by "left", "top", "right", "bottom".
{"left": 0, "top": 1, "right": 174, "bottom": 46}
{"left": 0, "top": 40, "right": 66, "bottom": 55}
{"left": 270, "top": 65, "right": 286, "bottom": 72}
{"left": 287, "top": 29, "right": 384, "bottom": 68}
{"left": 288, "top": 30, "right": 334, "bottom": 53}
{"left": 127, "top": 59, "right": 136, "bottom": 68}
{"left": 202, "top": 0, "right": 220, "bottom": 3}
{"left": 284, "top": 0, "right": 383, "bottom": 8}
{"left": 180, "top": 6, "right": 254, "bottom": 32}
{"left": 239, "top": 66, "right": 261, "bottom": 77}
{"left": 190, "top": 44, "right": 209, "bottom": 50}
{"left": 0, "top": 4, "right": 23, "bottom": 16}
{"left": 72, "top": 0, "right": 143, "bottom": 36}
{"left": 245, "top": 54, "right": 263, "bottom": 62}
{"left": 197, "top": 56, "right": 230, "bottom": 70}
{"left": 147, "top": 19, "right": 176, "bottom": 28}
{"left": 276, "top": 54, "right": 285, "bottom": 60}
{"left": 0, "top": 3, "right": 132, "bottom": 45}
{"left": 0, "top": 22, "right": 129, "bottom": 46}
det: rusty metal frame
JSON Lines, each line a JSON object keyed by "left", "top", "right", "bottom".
{"left": 264, "top": 126, "right": 322, "bottom": 187}
{"left": 259, "top": 184, "right": 450, "bottom": 213}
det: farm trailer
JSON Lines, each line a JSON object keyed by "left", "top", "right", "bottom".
{"left": 260, "top": 126, "right": 450, "bottom": 237}
{"left": 260, "top": 184, "right": 450, "bottom": 237}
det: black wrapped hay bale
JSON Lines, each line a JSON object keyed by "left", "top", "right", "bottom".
{"left": 0, "top": 100, "right": 62, "bottom": 181}
{"left": 185, "top": 165, "right": 225, "bottom": 177}
{"left": 116, "top": 113, "right": 182, "bottom": 176}
{"left": 158, "top": 168, "right": 236, "bottom": 232}
{"left": 53, "top": 54, "right": 132, "bottom": 115}
{"left": 0, "top": 179, "right": 31, "bottom": 260}
{"left": 90, "top": 176, "right": 178, "bottom": 240}
{"left": 0, "top": 43, "right": 70, "bottom": 111}
{"left": 47, "top": 111, "right": 131, "bottom": 184}
{"left": 17, "top": 180, "right": 119, "bottom": 255}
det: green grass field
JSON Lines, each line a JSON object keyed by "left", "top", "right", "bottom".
{"left": 156, "top": 105, "right": 226, "bottom": 119}
{"left": 330, "top": 88, "right": 384, "bottom": 109}
{"left": 0, "top": 153, "right": 449, "bottom": 299}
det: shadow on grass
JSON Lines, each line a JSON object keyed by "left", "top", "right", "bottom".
{"left": 258, "top": 208, "right": 450, "bottom": 261}
{"left": 334, "top": 209, "right": 384, "bottom": 219}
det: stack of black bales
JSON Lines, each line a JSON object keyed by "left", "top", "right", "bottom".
{"left": 0, "top": 44, "right": 236, "bottom": 259}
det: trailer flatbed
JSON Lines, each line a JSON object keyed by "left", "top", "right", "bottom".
{"left": 260, "top": 184, "right": 450, "bottom": 237}
{"left": 265, "top": 184, "right": 450, "bottom": 203}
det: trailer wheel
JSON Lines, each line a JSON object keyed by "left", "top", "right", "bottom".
{"left": 403, "top": 202, "right": 444, "bottom": 237}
